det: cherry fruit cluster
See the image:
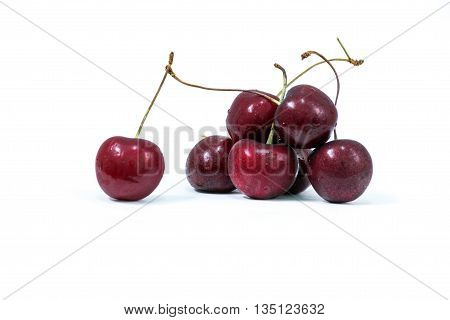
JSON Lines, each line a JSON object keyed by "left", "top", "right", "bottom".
{"left": 96, "top": 39, "right": 372, "bottom": 203}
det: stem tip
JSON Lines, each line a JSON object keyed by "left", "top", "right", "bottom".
{"left": 301, "top": 51, "right": 312, "bottom": 60}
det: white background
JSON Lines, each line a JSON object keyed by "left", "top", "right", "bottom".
{"left": 0, "top": 0, "right": 449, "bottom": 318}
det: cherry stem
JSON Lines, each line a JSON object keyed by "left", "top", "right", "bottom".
{"left": 135, "top": 52, "right": 174, "bottom": 138}
{"left": 266, "top": 63, "right": 287, "bottom": 145}
{"left": 301, "top": 50, "right": 340, "bottom": 140}
{"left": 274, "top": 63, "right": 288, "bottom": 100}
{"left": 277, "top": 38, "right": 363, "bottom": 96}
{"left": 337, "top": 37, "right": 352, "bottom": 60}
{"left": 166, "top": 60, "right": 280, "bottom": 105}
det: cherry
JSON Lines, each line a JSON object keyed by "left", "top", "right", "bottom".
{"left": 274, "top": 84, "right": 338, "bottom": 148}
{"left": 186, "top": 135, "right": 235, "bottom": 193}
{"left": 226, "top": 91, "right": 279, "bottom": 143}
{"left": 96, "top": 137, "right": 164, "bottom": 201}
{"left": 272, "top": 45, "right": 363, "bottom": 150}
{"left": 228, "top": 139, "right": 299, "bottom": 199}
{"left": 96, "top": 53, "right": 174, "bottom": 201}
{"left": 308, "top": 139, "right": 373, "bottom": 203}
{"left": 288, "top": 149, "right": 312, "bottom": 194}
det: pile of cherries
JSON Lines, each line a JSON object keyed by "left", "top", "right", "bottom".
{"left": 96, "top": 39, "right": 373, "bottom": 203}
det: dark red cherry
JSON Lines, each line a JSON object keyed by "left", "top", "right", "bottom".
{"left": 96, "top": 136, "right": 164, "bottom": 201}
{"left": 186, "top": 135, "right": 235, "bottom": 193}
{"left": 274, "top": 84, "right": 337, "bottom": 148}
{"left": 228, "top": 139, "right": 299, "bottom": 199}
{"left": 308, "top": 139, "right": 373, "bottom": 203}
{"left": 226, "top": 91, "right": 278, "bottom": 143}
{"left": 288, "top": 149, "right": 312, "bottom": 194}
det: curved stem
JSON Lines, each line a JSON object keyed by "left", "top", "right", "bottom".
{"left": 277, "top": 58, "right": 348, "bottom": 96}
{"left": 301, "top": 51, "right": 340, "bottom": 140}
{"left": 267, "top": 63, "right": 288, "bottom": 145}
{"left": 277, "top": 39, "right": 363, "bottom": 96}
{"left": 135, "top": 52, "right": 174, "bottom": 138}
{"left": 166, "top": 63, "right": 279, "bottom": 105}
{"left": 302, "top": 51, "right": 340, "bottom": 106}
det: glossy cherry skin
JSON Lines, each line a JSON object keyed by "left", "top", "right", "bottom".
{"left": 308, "top": 139, "right": 372, "bottom": 203}
{"left": 96, "top": 136, "right": 164, "bottom": 201}
{"left": 288, "top": 149, "right": 312, "bottom": 194}
{"left": 186, "top": 135, "right": 235, "bottom": 193}
{"left": 226, "top": 91, "right": 278, "bottom": 143}
{"left": 228, "top": 139, "right": 299, "bottom": 199}
{"left": 274, "top": 84, "right": 337, "bottom": 148}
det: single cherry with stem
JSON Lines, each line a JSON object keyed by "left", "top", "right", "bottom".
{"left": 273, "top": 50, "right": 340, "bottom": 149}
{"left": 95, "top": 54, "right": 173, "bottom": 201}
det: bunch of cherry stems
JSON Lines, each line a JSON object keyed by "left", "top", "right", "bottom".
{"left": 134, "top": 38, "right": 363, "bottom": 140}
